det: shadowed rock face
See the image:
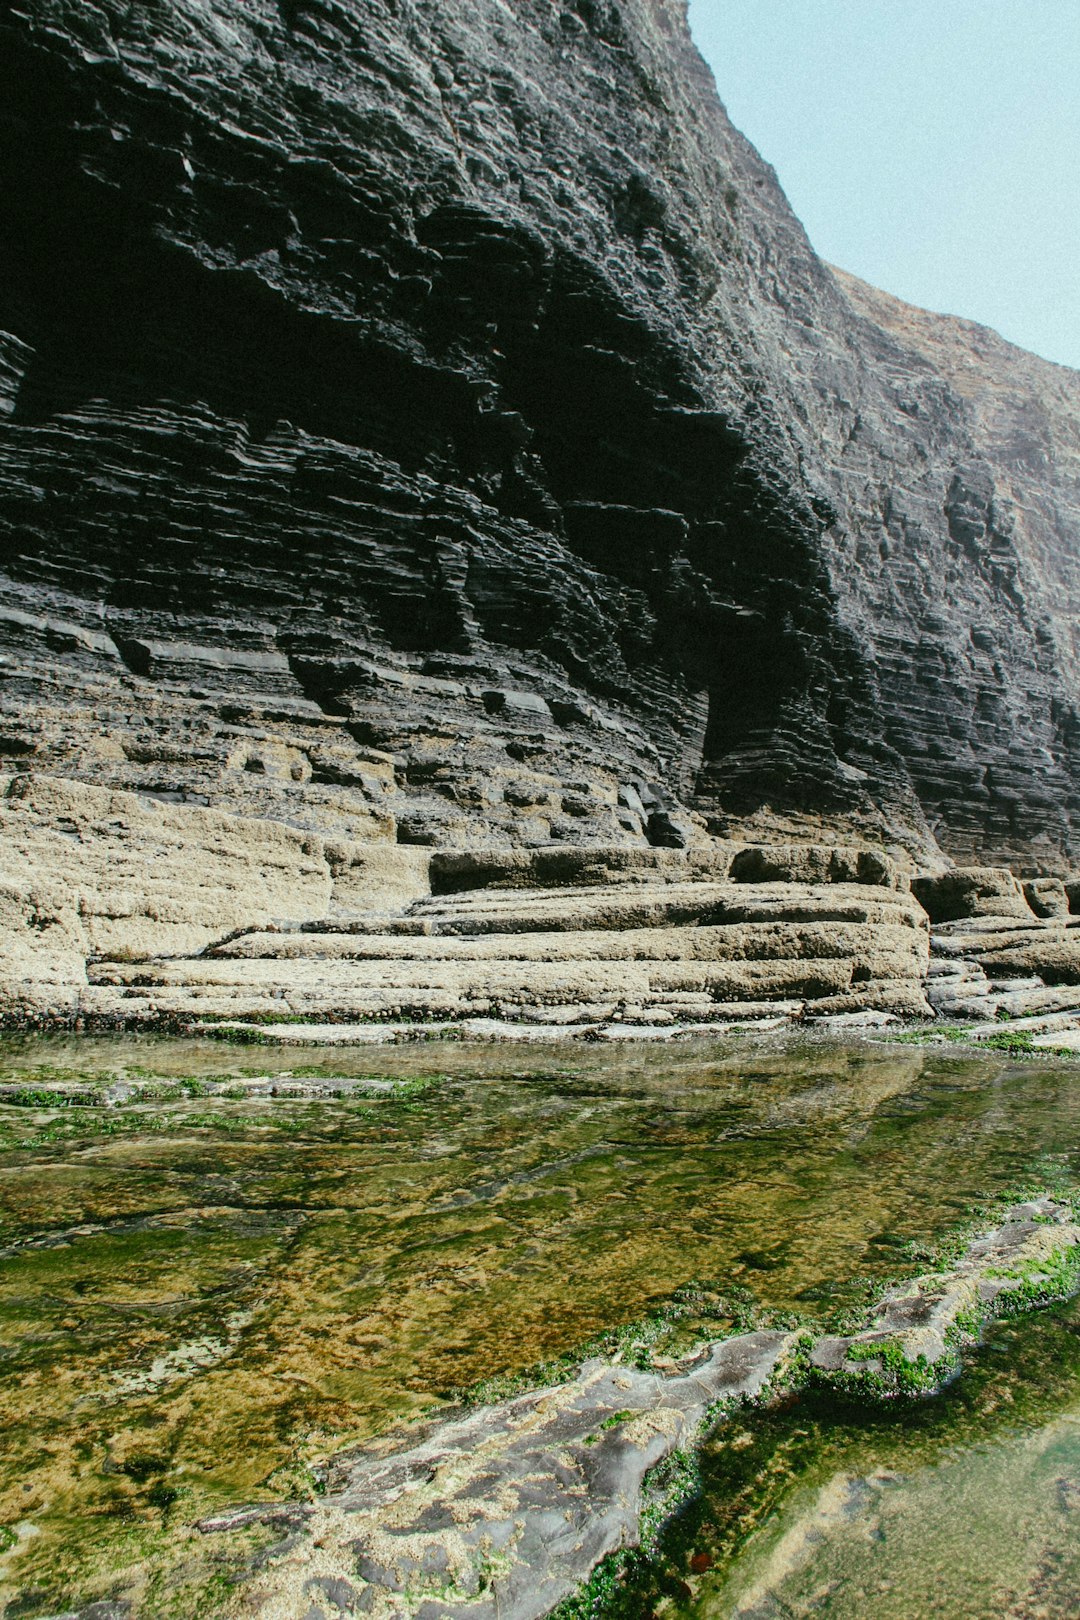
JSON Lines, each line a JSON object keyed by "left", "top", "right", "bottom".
{"left": 0, "top": 0, "right": 1077, "bottom": 864}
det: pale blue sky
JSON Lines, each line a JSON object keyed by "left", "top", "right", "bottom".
{"left": 686, "top": 0, "right": 1080, "bottom": 370}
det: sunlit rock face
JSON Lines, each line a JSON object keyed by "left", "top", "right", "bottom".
{"left": 0, "top": 0, "right": 1077, "bottom": 865}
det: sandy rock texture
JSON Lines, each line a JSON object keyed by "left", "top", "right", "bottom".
{"left": 0, "top": 772, "right": 936, "bottom": 1025}
{"left": 0, "top": 773, "right": 416, "bottom": 1015}
{"left": 1, "top": 0, "right": 1078, "bottom": 867}
{"left": 10, "top": 769, "right": 1080, "bottom": 1032}
{"left": 913, "top": 863, "right": 1080, "bottom": 1024}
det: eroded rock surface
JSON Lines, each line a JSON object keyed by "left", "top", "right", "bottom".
{"left": 1, "top": 0, "right": 1078, "bottom": 869}
{"left": 201, "top": 1332, "right": 792, "bottom": 1620}
{"left": 811, "top": 1197, "right": 1080, "bottom": 1387}
{"left": 14, "top": 773, "right": 1080, "bottom": 1033}
{"left": 87, "top": 875, "right": 932, "bottom": 1029}
{"left": 195, "top": 1199, "right": 1080, "bottom": 1620}
{"left": 0, "top": 772, "right": 932, "bottom": 1024}
{"left": 914, "top": 864, "right": 1080, "bottom": 1023}
{"left": 0, "top": 773, "right": 322, "bottom": 1014}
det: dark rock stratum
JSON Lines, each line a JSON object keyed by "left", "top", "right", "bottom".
{"left": 2, "top": 0, "right": 1079, "bottom": 872}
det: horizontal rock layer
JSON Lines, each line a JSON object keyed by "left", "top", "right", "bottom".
{"left": 0, "top": 774, "right": 930, "bottom": 1026}
{"left": 16, "top": 774, "right": 1080, "bottom": 1034}
{"left": 1, "top": 0, "right": 1078, "bottom": 865}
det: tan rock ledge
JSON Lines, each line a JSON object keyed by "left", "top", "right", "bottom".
{"left": 0, "top": 775, "right": 935, "bottom": 1028}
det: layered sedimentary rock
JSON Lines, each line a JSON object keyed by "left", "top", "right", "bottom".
{"left": 1, "top": 0, "right": 1078, "bottom": 872}
{"left": 0, "top": 773, "right": 932, "bottom": 1025}
{"left": 917, "top": 864, "right": 1080, "bottom": 1023}
{"left": 89, "top": 878, "right": 932, "bottom": 1029}
{"left": 3, "top": 1, "right": 1080, "bottom": 1032}
{"left": 829, "top": 272, "right": 1080, "bottom": 869}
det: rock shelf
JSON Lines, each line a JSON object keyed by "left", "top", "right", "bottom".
{"left": 199, "top": 1199, "right": 1080, "bottom": 1620}
{"left": 8, "top": 776, "right": 1080, "bottom": 1041}
{"left": 0, "top": 774, "right": 929, "bottom": 1027}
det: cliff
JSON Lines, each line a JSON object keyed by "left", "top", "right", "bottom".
{"left": 3, "top": 0, "right": 1077, "bottom": 870}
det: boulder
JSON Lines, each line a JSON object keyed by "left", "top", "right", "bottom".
{"left": 911, "top": 867, "right": 1033, "bottom": 923}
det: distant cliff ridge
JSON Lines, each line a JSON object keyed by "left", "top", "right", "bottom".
{"left": 1, "top": 0, "right": 1078, "bottom": 870}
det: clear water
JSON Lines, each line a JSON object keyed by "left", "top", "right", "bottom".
{"left": 1, "top": 1032, "right": 1079, "bottom": 1615}
{"left": 631, "top": 1299, "right": 1080, "bottom": 1620}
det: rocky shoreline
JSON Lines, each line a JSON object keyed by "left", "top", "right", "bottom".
{"left": 7, "top": 774, "right": 1080, "bottom": 1047}
{"left": 4, "top": 0, "right": 1080, "bottom": 1614}
{"left": 194, "top": 1197, "right": 1080, "bottom": 1620}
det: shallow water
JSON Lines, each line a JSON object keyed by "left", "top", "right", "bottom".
{"left": 1, "top": 1032, "right": 1079, "bottom": 1615}
{"left": 634, "top": 1298, "right": 1080, "bottom": 1620}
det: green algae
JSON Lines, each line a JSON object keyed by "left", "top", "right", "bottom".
{"left": 885, "top": 1024, "right": 1080, "bottom": 1060}
{"left": 3, "top": 1032, "right": 1080, "bottom": 1613}
{"left": 599, "top": 1294, "right": 1080, "bottom": 1620}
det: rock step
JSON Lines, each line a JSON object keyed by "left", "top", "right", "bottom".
{"left": 927, "top": 968, "right": 990, "bottom": 998}
{"left": 993, "top": 985, "right": 1080, "bottom": 1016}
{"left": 926, "top": 950, "right": 998, "bottom": 1019}
{"left": 88, "top": 985, "right": 808, "bottom": 1024}
{"left": 931, "top": 920, "right": 1080, "bottom": 956}
{"left": 928, "top": 998, "right": 1001, "bottom": 1023}
{"left": 967, "top": 1008, "right": 1080, "bottom": 1038}
{"left": 206, "top": 921, "right": 925, "bottom": 970}
{"left": 72, "top": 877, "right": 934, "bottom": 1027}
{"left": 926, "top": 957, "right": 985, "bottom": 980}
{"left": 1032, "top": 1029, "right": 1080, "bottom": 1051}
{"left": 399, "top": 881, "right": 925, "bottom": 937}
{"left": 932, "top": 921, "right": 1080, "bottom": 986}
{"left": 183, "top": 1016, "right": 793, "bottom": 1047}
{"left": 931, "top": 918, "right": 1049, "bottom": 947}
{"left": 81, "top": 977, "right": 927, "bottom": 1025}
{"left": 89, "top": 954, "right": 909, "bottom": 1003}
{"left": 928, "top": 981, "right": 990, "bottom": 1000}
{"left": 927, "top": 979, "right": 1080, "bottom": 1023}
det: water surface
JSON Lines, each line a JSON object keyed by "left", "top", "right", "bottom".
{"left": 634, "top": 1298, "right": 1080, "bottom": 1620}
{"left": 0, "top": 1032, "right": 1078, "bottom": 1614}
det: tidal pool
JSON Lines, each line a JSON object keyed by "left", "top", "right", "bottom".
{"left": 0, "top": 1031, "right": 1079, "bottom": 1616}
{"left": 623, "top": 1297, "right": 1080, "bottom": 1620}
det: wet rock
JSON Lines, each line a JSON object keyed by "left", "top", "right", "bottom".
{"left": 202, "top": 1201, "right": 1080, "bottom": 1619}
{"left": 210, "top": 1334, "right": 793, "bottom": 1620}
{"left": 813, "top": 1197, "right": 1080, "bottom": 1388}
{"left": 55, "top": 1604, "right": 133, "bottom": 1620}
{"left": 306, "top": 1575, "right": 359, "bottom": 1611}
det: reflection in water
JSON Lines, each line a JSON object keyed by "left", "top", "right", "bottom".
{"left": 0, "top": 1032, "right": 1079, "bottom": 1613}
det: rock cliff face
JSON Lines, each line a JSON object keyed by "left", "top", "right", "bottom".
{"left": 1, "top": 0, "right": 1078, "bottom": 868}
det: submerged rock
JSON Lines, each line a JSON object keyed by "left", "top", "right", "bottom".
{"left": 199, "top": 1198, "right": 1080, "bottom": 1618}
